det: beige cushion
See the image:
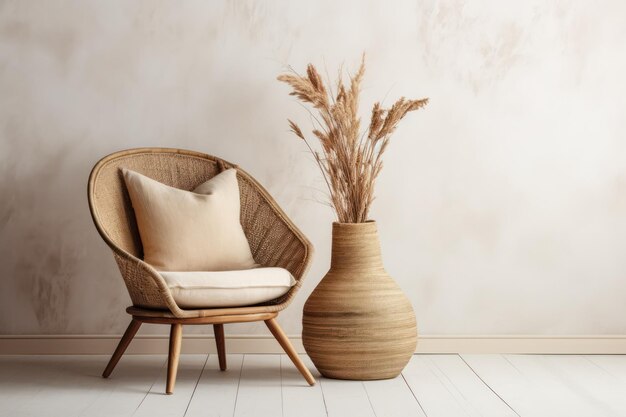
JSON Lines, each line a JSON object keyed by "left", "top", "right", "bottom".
{"left": 160, "top": 267, "right": 296, "bottom": 308}
{"left": 122, "top": 168, "right": 257, "bottom": 271}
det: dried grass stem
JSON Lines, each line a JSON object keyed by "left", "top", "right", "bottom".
{"left": 278, "top": 56, "right": 428, "bottom": 223}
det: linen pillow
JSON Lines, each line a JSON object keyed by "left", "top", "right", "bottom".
{"left": 121, "top": 168, "right": 257, "bottom": 271}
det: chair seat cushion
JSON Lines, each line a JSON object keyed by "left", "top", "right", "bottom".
{"left": 160, "top": 267, "right": 296, "bottom": 308}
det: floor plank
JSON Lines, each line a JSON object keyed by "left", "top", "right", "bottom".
{"left": 463, "top": 354, "right": 626, "bottom": 417}
{"left": 403, "top": 355, "right": 518, "bottom": 417}
{"left": 233, "top": 354, "right": 282, "bottom": 417}
{"left": 541, "top": 355, "right": 626, "bottom": 416}
{"left": 587, "top": 355, "right": 626, "bottom": 381}
{"left": 77, "top": 355, "right": 166, "bottom": 417}
{"left": 363, "top": 374, "right": 426, "bottom": 417}
{"left": 133, "top": 354, "right": 207, "bottom": 417}
{"left": 319, "top": 376, "right": 376, "bottom": 417}
{"left": 503, "top": 354, "right": 621, "bottom": 417}
{"left": 462, "top": 354, "right": 557, "bottom": 417}
{"left": 0, "top": 356, "right": 70, "bottom": 416}
{"left": 0, "top": 355, "right": 146, "bottom": 417}
{"left": 281, "top": 355, "right": 327, "bottom": 417}
{"left": 184, "top": 354, "right": 244, "bottom": 417}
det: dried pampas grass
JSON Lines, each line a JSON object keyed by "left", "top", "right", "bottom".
{"left": 278, "top": 55, "right": 428, "bottom": 223}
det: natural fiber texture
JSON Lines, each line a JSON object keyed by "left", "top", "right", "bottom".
{"left": 88, "top": 148, "right": 313, "bottom": 318}
{"left": 278, "top": 56, "right": 428, "bottom": 223}
{"left": 302, "top": 221, "right": 417, "bottom": 380}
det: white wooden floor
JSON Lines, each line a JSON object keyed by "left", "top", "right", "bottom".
{"left": 2, "top": 354, "right": 626, "bottom": 417}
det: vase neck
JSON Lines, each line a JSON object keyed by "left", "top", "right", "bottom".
{"left": 330, "top": 222, "right": 384, "bottom": 271}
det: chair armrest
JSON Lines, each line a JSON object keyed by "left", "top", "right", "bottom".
{"left": 248, "top": 214, "right": 314, "bottom": 308}
{"left": 111, "top": 249, "right": 187, "bottom": 317}
{"left": 237, "top": 173, "right": 314, "bottom": 308}
{"left": 252, "top": 221, "right": 312, "bottom": 280}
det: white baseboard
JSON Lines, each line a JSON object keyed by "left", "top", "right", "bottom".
{"left": 2, "top": 334, "right": 626, "bottom": 354}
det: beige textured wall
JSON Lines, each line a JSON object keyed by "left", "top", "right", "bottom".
{"left": 1, "top": 0, "right": 626, "bottom": 337}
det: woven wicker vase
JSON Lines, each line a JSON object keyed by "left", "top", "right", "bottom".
{"left": 302, "top": 221, "right": 417, "bottom": 380}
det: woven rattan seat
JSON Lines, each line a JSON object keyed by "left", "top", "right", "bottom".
{"left": 88, "top": 148, "right": 315, "bottom": 393}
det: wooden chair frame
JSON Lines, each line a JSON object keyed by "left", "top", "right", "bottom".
{"left": 88, "top": 148, "right": 315, "bottom": 393}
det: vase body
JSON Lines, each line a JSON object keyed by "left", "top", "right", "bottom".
{"left": 302, "top": 221, "right": 417, "bottom": 380}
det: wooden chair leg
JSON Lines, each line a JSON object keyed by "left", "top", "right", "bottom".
{"left": 102, "top": 319, "right": 142, "bottom": 378}
{"left": 166, "top": 323, "right": 183, "bottom": 395}
{"left": 265, "top": 318, "right": 316, "bottom": 386}
{"left": 213, "top": 324, "right": 227, "bottom": 371}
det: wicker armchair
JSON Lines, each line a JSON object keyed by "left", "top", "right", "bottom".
{"left": 88, "top": 148, "right": 315, "bottom": 393}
